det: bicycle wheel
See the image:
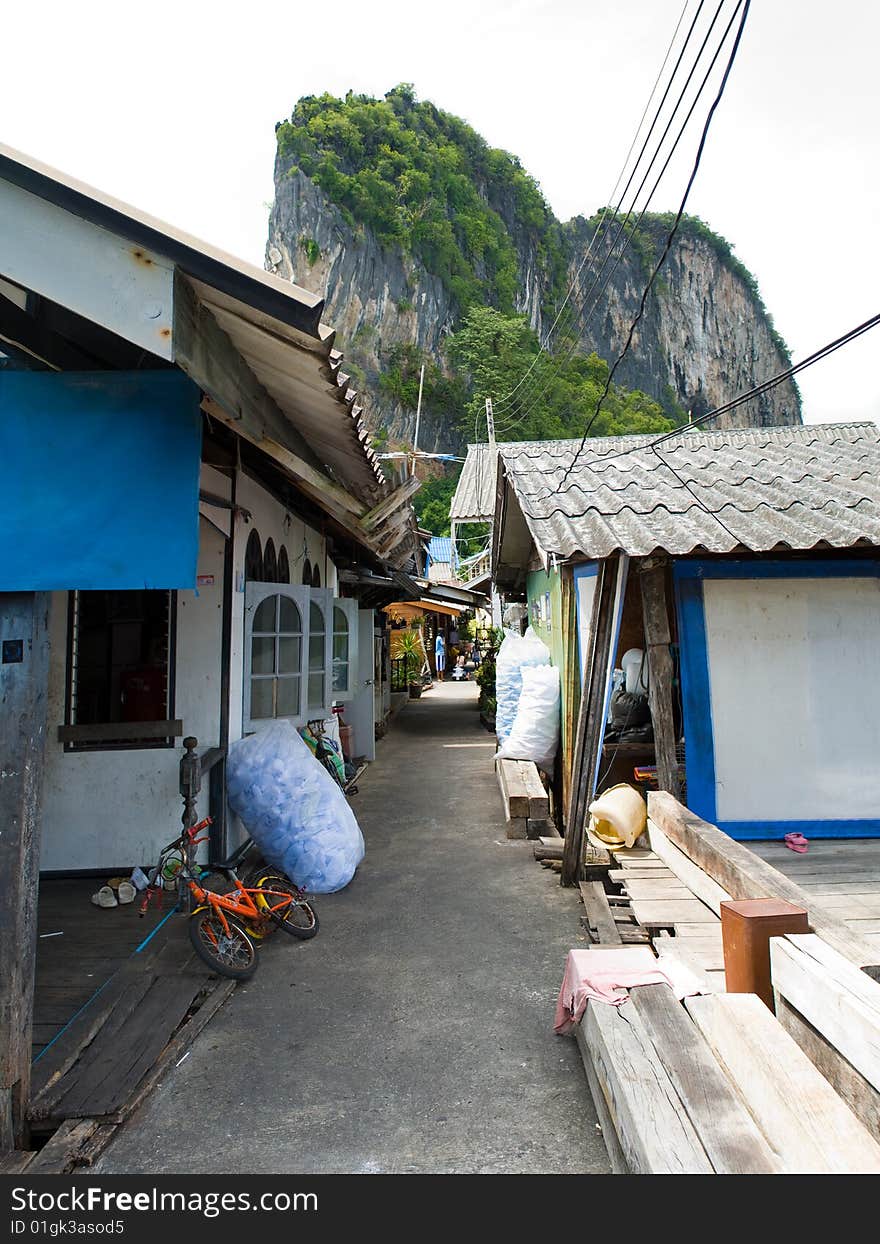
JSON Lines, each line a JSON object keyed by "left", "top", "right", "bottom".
{"left": 253, "top": 873, "right": 319, "bottom": 940}
{"left": 188, "top": 906, "right": 258, "bottom": 979}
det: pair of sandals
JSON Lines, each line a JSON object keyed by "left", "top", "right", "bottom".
{"left": 784, "top": 832, "right": 809, "bottom": 854}
{"left": 90, "top": 878, "right": 137, "bottom": 908}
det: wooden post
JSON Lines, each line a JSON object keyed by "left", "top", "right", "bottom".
{"left": 721, "top": 898, "right": 809, "bottom": 1010}
{"left": 639, "top": 559, "right": 681, "bottom": 800}
{"left": 562, "top": 556, "right": 619, "bottom": 886}
{"left": 0, "top": 592, "right": 50, "bottom": 1149}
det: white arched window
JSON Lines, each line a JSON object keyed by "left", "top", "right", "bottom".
{"left": 244, "top": 585, "right": 358, "bottom": 730}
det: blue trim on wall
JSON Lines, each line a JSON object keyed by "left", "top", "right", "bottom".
{"left": 673, "top": 556, "right": 880, "bottom": 840}
{"left": 675, "top": 557, "right": 880, "bottom": 581}
{"left": 718, "top": 819, "right": 880, "bottom": 841}
{"left": 674, "top": 574, "right": 717, "bottom": 823}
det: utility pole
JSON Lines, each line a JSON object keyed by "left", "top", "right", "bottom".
{"left": 485, "top": 396, "right": 496, "bottom": 447}
{"left": 410, "top": 363, "right": 425, "bottom": 477}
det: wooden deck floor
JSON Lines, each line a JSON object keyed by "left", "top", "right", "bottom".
{"left": 34, "top": 877, "right": 176, "bottom": 1061}
{"left": 749, "top": 839, "right": 880, "bottom": 945}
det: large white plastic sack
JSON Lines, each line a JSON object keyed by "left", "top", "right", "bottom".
{"left": 496, "top": 664, "right": 560, "bottom": 773}
{"left": 495, "top": 626, "right": 551, "bottom": 744}
{"left": 226, "top": 721, "right": 364, "bottom": 893}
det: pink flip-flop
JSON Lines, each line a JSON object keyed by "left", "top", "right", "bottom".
{"left": 784, "top": 832, "right": 809, "bottom": 854}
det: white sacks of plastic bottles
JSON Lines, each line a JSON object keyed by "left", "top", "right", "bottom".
{"left": 226, "top": 721, "right": 365, "bottom": 893}
{"left": 494, "top": 626, "right": 551, "bottom": 745}
{"left": 496, "top": 664, "right": 561, "bottom": 773}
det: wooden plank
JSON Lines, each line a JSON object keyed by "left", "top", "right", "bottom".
{"left": 655, "top": 940, "right": 726, "bottom": 982}
{"left": 112, "top": 979, "right": 235, "bottom": 1124}
{"left": 506, "top": 818, "right": 528, "bottom": 842}
{"left": 619, "top": 880, "right": 695, "bottom": 901}
{"left": 629, "top": 985, "right": 777, "bottom": 1172}
{"left": 579, "top": 882, "right": 623, "bottom": 944}
{"left": 579, "top": 999, "right": 713, "bottom": 1173}
{"left": 609, "top": 867, "right": 673, "bottom": 881}
{"left": 25, "top": 1119, "right": 99, "bottom": 1175}
{"left": 638, "top": 562, "right": 681, "bottom": 800}
{"left": 0, "top": 591, "right": 51, "bottom": 1148}
{"left": 563, "top": 555, "right": 620, "bottom": 885}
{"left": 775, "top": 995, "right": 880, "bottom": 1137}
{"left": 533, "top": 841, "right": 563, "bottom": 860}
{"left": 527, "top": 818, "right": 556, "bottom": 840}
{"left": 0, "top": 1149, "right": 36, "bottom": 1173}
{"left": 685, "top": 992, "right": 880, "bottom": 1173}
{"left": 57, "top": 719, "right": 183, "bottom": 743}
{"left": 647, "top": 819, "right": 731, "bottom": 916}
{"left": 517, "top": 761, "right": 550, "bottom": 819}
{"left": 496, "top": 759, "right": 530, "bottom": 820}
{"left": 574, "top": 1023, "right": 627, "bottom": 1173}
{"left": 769, "top": 935, "right": 880, "bottom": 1091}
{"left": 649, "top": 792, "right": 880, "bottom": 978}
{"left": 49, "top": 975, "right": 207, "bottom": 1120}
{"left": 630, "top": 898, "right": 715, "bottom": 928}
{"left": 29, "top": 968, "right": 154, "bottom": 1114}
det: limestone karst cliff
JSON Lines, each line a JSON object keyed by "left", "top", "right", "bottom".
{"left": 266, "top": 90, "right": 800, "bottom": 451}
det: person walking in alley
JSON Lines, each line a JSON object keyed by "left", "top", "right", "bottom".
{"left": 435, "top": 630, "right": 446, "bottom": 681}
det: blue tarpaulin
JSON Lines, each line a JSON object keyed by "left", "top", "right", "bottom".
{"left": 0, "top": 370, "right": 202, "bottom": 590}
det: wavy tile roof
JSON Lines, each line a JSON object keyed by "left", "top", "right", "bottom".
{"left": 498, "top": 422, "right": 880, "bottom": 559}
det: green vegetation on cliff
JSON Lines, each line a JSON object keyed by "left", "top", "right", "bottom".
{"left": 276, "top": 84, "right": 567, "bottom": 315}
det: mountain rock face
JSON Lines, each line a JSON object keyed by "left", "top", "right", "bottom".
{"left": 268, "top": 157, "right": 800, "bottom": 453}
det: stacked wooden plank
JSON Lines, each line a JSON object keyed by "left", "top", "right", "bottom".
{"left": 607, "top": 842, "right": 727, "bottom": 990}
{"left": 495, "top": 758, "right": 550, "bottom": 840}
{"left": 574, "top": 974, "right": 880, "bottom": 1172}
{"left": 770, "top": 933, "right": 880, "bottom": 1135}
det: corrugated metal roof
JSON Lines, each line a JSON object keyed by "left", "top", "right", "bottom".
{"left": 427, "top": 536, "right": 454, "bottom": 564}
{"left": 498, "top": 422, "right": 880, "bottom": 559}
{"left": 450, "top": 443, "right": 501, "bottom": 521}
{"left": 0, "top": 143, "right": 395, "bottom": 517}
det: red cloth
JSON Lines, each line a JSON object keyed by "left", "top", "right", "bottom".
{"left": 554, "top": 946, "right": 704, "bottom": 1035}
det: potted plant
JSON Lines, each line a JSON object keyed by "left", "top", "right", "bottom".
{"left": 396, "top": 628, "right": 423, "bottom": 698}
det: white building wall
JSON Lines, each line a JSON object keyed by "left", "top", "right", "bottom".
{"left": 704, "top": 575, "right": 880, "bottom": 822}
{"left": 40, "top": 468, "right": 341, "bottom": 872}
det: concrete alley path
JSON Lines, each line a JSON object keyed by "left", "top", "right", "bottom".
{"left": 98, "top": 682, "right": 609, "bottom": 1174}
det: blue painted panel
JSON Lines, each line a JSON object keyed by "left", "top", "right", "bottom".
{"left": 674, "top": 574, "right": 717, "bottom": 823}
{"left": 674, "top": 557, "right": 880, "bottom": 839}
{"left": 1, "top": 370, "right": 201, "bottom": 590}
{"left": 675, "top": 557, "right": 880, "bottom": 581}
{"left": 718, "top": 819, "right": 880, "bottom": 841}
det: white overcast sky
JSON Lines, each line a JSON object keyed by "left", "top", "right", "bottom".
{"left": 4, "top": 0, "right": 879, "bottom": 424}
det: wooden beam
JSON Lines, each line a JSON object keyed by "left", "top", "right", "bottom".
{"left": 774, "top": 995, "right": 880, "bottom": 1136}
{"left": 576, "top": 998, "right": 713, "bottom": 1173}
{"left": 563, "top": 555, "right": 619, "bottom": 886}
{"left": 646, "top": 818, "right": 731, "bottom": 916}
{"left": 769, "top": 934, "right": 880, "bottom": 1091}
{"left": 0, "top": 592, "right": 50, "bottom": 1148}
{"left": 360, "top": 475, "right": 421, "bottom": 532}
{"left": 629, "top": 985, "right": 780, "bottom": 1173}
{"left": 649, "top": 792, "right": 880, "bottom": 978}
{"left": 685, "top": 991, "right": 880, "bottom": 1173}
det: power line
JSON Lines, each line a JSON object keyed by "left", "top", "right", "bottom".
{"left": 547, "top": 0, "right": 751, "bottom": 496}
{"left": 507, "top": 306, "right": 880, "bottom": 522}
{"left": 491, "top": 0, "right": 696, "bottom": 415}
{"left": 500, "top": 0, "right": 745, "bottom": 437}
{"left": 491, "top": 0, "right": 732, "bottom": 426}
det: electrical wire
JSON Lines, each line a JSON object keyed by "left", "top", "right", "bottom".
{"left": 506, "top": 304, "right": 880, "bottom": 526}
{"left": 491, "top": 0, "right": 696, "bottom": 415}
{"left": 546, "top": 0, "right": 751, "bottom": 496}
{"left": 502, "top": 0, "right": 746, "bottom": 438}
{"left": 491, "top": 0, "right": 732, "bottom": 427}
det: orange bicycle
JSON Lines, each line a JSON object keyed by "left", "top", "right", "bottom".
{"left": 140, "top": 817, "right": 318, "bottom": 980}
